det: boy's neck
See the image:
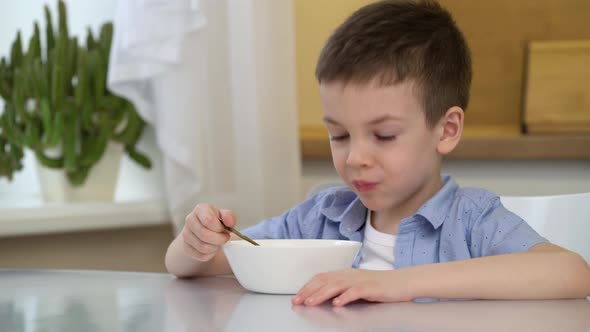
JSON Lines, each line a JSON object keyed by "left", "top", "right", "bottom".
{"left": 371, "top": 175, "right": 444, "bottom": 235}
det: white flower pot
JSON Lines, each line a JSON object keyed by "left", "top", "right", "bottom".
{"left": 37, "top": 143, "right": 124, "bottom": 203}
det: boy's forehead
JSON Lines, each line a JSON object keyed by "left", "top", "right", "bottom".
{"left": 319, "top": 79, "right": 424, "bottom": 111}
{"left": 319, "top": 80, "right": 427, "bottom": 126}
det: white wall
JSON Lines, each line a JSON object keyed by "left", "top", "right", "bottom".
{"left": 223, "top": 0, "right": 301, "bottom": 226}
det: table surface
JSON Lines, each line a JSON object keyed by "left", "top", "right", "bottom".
{"left": 1, "top": 269, "right": 589, "bottom": 332}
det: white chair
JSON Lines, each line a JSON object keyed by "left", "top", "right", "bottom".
{"left": 501, "top": 192, "right": 590, "bottom": 264}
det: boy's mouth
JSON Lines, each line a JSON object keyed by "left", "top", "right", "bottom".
{"left": 352, "top": 180, "right": 377, "bottom": 192}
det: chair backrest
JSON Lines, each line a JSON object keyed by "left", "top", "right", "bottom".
{"left": 501, "top": 193, "right": 590, "bottom": 264}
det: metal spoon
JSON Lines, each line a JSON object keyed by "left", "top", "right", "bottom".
{"left": 218, "top": 217, "right": 260, "bottom": 246}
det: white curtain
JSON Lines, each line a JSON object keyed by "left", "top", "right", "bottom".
{"left": 108, "top": 0, "right": 301, "bottom": 233}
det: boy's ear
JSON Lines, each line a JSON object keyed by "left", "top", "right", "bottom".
{"left": 436, "top": 106, "right": 464, "bottom": 155}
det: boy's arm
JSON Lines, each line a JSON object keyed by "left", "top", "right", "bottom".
{"left": 410, "top": 243, "right": 590, "bottom": 300}
{"left": 294, "top": 243, "right": 590, "bottom": 306}
{"left": 165, "top": 193, "right": 321, "bottom": 278}
{"left": 165, "top": 232, "right": 236, "bottom": 277}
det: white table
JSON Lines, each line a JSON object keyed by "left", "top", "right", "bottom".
{"left": 1, "top": 269, "right": 589, "bottom": 331}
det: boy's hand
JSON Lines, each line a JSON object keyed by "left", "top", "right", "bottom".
{"left": 292, "top": 269, "right": 414, "bottom": 306}
{"left": 181, "top": 203, "right": 237, "bottom": 262}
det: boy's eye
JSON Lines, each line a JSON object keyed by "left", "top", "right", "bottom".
{"left": 329, "top": 134, "right": 349, "bottom": 141}
{"left": 376, "top": 134, "right": 396, "bottom": 141}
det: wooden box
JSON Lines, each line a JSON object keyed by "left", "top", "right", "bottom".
{"left": 524, "top": 40, "right": 590, "bottom": 134}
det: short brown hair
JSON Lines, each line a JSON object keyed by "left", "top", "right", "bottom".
{"left": 316, "top": 0, "right": 472, "bottom": 126}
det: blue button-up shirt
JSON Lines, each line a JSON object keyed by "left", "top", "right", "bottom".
{"left": 242, "top": 175, "right": 547, "bottom": 269}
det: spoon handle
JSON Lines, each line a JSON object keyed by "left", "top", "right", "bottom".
{"left": 218, "top": 217, "right": 260, "bottom": 246}
{"left": 225, "top": 226, "right": 260, "bottom": 246}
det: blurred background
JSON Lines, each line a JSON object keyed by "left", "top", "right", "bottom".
{"left": 0, "top": 0, "right": 588, "bottom": 272}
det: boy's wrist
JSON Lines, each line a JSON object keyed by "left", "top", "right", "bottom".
{"left": 402, "top": 267, "right": 422, "bottom": 300}
{"left": 400, "top": 264, "right": 433, "bottom": 300}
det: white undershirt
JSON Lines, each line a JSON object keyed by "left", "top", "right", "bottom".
{"left": 358, "top": 210, "right": 396, "bottom": 270}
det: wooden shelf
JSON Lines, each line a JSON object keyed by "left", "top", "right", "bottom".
{"left": 450, "top": 135, "right": 590, "bottom": 159}
{"left": 300, "top": 126, "right": 590, "bottom": 160}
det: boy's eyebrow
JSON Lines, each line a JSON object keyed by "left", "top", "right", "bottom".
{"left": 367, "top": 114, "right": 402, "bottom": 125}
{"left": 322, "top": 114, "right": 402, "bottom": 125}
{"left": 322, "top": 116, "right": 340, "bottom": 125}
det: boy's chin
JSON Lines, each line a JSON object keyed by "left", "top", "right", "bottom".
{"left": 356, "top": 195, "right": 388, "bottom": 211}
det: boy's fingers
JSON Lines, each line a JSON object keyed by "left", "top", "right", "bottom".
{"left": 293, "top": 277, "right": 327, "bottom": 305}
{"left": 303, "top": 283, "right": 343, "bottom": 306}
{"left": 219, "top": 209, "right": 237, "bottom": 228}
{"left": 332, "top": 288, "right": 362, "bottom": 307}
{"left": 193, "top": 204, "right": 226, "bottom": 233}
{"left": 186, "top": 222, "right": 229, "bottom": 246}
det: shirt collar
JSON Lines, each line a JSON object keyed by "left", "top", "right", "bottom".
{"left": 319, "top": 190, "right": 367, "bottom": 235}
{"left": 318, "top": 174, "right": 458, "bottom": 232}
{"left": 415, "top": 174, "right": 458, "bottom": 229}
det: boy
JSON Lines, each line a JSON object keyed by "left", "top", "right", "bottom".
{"left": 165, "top": 0, "right": 590, "bottom": 306}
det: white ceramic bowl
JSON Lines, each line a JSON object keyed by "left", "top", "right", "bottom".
{"left": 223, "top": 239, "right": 361, "bottom": 294}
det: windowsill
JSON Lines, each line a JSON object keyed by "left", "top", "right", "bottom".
{"left": 0, "top": 200, "right": 170, "bottom": 237}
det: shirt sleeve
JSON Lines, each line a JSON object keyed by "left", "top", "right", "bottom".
{"left": 240, "top": 195, "right": 320, "bottom": 240}
{"left": 469, "top": 197, "right": 548, "bottom": 257}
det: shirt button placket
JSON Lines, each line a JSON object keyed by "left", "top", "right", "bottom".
{"left": 396, "top": 220, "right": 417, "bottom": 268}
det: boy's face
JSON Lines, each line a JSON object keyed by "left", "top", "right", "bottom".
{"left": 320, "top": 80, "right": 451, "bottom": 216}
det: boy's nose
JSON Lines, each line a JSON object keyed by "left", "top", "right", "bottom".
{"left": 346, "top": 140, "right": 372, "bottom": 168}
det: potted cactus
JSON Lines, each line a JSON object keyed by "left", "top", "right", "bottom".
{"left": 0, "top": 1, "right": 151, "bottom": 201}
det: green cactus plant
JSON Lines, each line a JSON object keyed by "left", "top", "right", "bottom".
{"left": 0, "top": 0, "right": 151, "bottom": 185}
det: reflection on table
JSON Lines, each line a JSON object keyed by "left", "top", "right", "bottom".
{"left": 1, "top": 269, "right": 589, "bottom": 332}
